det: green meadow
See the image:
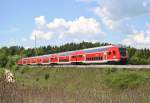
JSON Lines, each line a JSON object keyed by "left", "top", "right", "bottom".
{"left": 0, "top": 67, "right": 150, "bottom": 103}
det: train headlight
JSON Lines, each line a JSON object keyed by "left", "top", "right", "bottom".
{"left": 113, "top": 56, "right": 116, "bottom": 59}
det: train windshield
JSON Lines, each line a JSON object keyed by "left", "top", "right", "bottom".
{"left": 119, "top": 48, "right": 127, "bottom": 56}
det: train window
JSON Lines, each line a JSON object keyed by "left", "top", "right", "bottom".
{"left": 90, "top": 58, "right": 92, "bottom": 61}
{"left": 98, "top": 57, "right": 100, "bottom": 60}
{"left": 59, "top": 59, "right": 69, "bottom": 62}
{"left": 95, "top": 57, "right": 97, "bottom": 60}
{"left": 100, "top": 48, "right": 107, "bottom": 51}
{"left": 101, "top": 57, "right": 103, "bottom": 60}
{"left": 99, "top": 57, "right": 101, "bottom": 60}
{"left": 84, "top": 48, "right": 107, "bottom": 53}
{"left": 78, "top": 55, "right": 83, "bottom": 58}
{"left": 108, "top": 52, "right": 111, "bottom": 55}
{"left": 113, "top": 51, "right": 116, "bottom": 55}
{"left": 91, "top": 58, "right": 92, "bottom": 61}
{"left": 72, "top": 56, "right": 76, "bottom": 58}
{"left": 96, "top": 57, "right": 99, "bottom": 60}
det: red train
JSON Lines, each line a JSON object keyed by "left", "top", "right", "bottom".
{"left": 17, "top": 45, "right": 128, "bottom": 65}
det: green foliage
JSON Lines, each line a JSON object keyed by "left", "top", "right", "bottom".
{"left": 0, "top": 48, "right": 9, "bottom": 67}
{"left": 13, "top": 67, "right": 150, "bottom": 91}
{"left": 36, "top": 78, "right": 39, "bottom": 81}
{"left": 128, "top": 57, "right": 149, "bottom": 65}
{"left": 1, "top": 67, "right": 150, "bottom": 103}
{"left": 44, "top": 73, "right": 49, "bottom": 80}
{"left": 148, "top": 95, "right": 150, "bottom": 103}
{"left": 104, "top": 68, "right": 117, "bottom": 74}
{"left": 103, "top": 71, "right": 148, "bottom": 89}
{"left": 6, "top": 55, "right": 20, "bottom": 69}
{"left": 0, "top": 69, "right": 4, "bottom": 77}
{"left": 0, "top": 46, "right": 23, "bottom": 68}
{"left": 127, "top": 47, "right": 150, "bottom": 64}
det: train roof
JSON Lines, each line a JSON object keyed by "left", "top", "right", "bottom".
{"left": 57, "top": 45, "right": 118, "bottom": 56}
{"left": 22, "top": 44, "right": 125, "bottom": 59}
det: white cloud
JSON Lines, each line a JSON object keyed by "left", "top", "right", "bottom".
{"left": 94, "top": 7, "right": 114, "bottom": 29}
{"left": 35, "top": 16, "right": 46, "bottom": 29}
{"left": 31, "top": 30, "right": 53, "bottom": 40}
{"left": 31, "top": 16, "right": 53, "bottom": 40}
{"left": 47, "top": 18, "right": 68, "bottom": 32}
{"left": 122, "top": 24, "right": 150, "bottom": 48}
{"left": 93, "top": 0, "right": 150, "bottom": 29}
{"left": 68, "top": 16, "right": 100, "bottom": 34}
{"left": 31, "top": 16, "right": 105, "bottom": 43}
{"left": 47, "top": 16, "right": 104, "bottom": 39}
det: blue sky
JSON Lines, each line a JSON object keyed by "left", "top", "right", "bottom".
{"left": 0, "top": 0, "right": 150, "bottom": 48}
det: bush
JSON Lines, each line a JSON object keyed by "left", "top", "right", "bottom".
{"left": 104, "top": 68, "right": 117, "bottom": 74}
{"left": 128, "top": 57, "right": 149, "bottom": 65}
{"left": 0, "top": 69, "right": 4, "bottom": 78}
{"left": 44, "top": 74, "right": 49, "bottom": 80}
{"left": 36, "top": 78, "right": 39, "bottom": 81}
{"left": 103, "top": 71, "right": 148, "bottom": 89}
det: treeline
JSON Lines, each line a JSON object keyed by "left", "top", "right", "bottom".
{"left": 0, "top": 41, "right": 150, "bottom": 68}
{"left": 23, "top": 42, "right": 110, "bottom": 57}
{"left": 127, "top": 47, "right": 150, "bottom": 64}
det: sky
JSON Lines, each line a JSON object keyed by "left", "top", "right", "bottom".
{"left": 1, "top": 0, "right": 150, "bottom": 48}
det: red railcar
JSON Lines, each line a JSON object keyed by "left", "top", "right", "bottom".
{"left": 17, "top": 45, "right": 128, "bottom": 65}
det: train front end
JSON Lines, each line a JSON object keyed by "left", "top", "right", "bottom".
{"left": 118, "top": 47, "right": 128, "bottom": 64}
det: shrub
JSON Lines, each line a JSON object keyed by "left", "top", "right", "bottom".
{"left": 0, "top": 69, "right": 4, "bottom": 78}
{"left": 36, "top": 78, "right": 39, "bottom": 81}
{"left": 104, "top": 68, "right": 117, "bottom": 74}
{"left": 103, "top": 71, "right": 148, "bottom": 89}
{"left": 44, "top": 74, "right": 49, "bottom": 80}
{"left": 128, "top": 57, "right": 149, "bottom": 65}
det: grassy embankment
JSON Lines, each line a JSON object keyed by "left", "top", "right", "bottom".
{"left": 0, "top": 66, "right": 150, "bottom": 103}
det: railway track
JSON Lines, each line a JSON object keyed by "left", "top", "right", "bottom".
{"left": 27, "top": 65, "right": 150, "bottom": 70}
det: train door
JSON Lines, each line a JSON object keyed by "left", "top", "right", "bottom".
{"left": 104, "top": 52, "right": 107, "bottom": 60}
{"left": 50, "top": 55, "right": 58, "bottom": 64}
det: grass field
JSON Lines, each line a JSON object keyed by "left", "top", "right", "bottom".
{"left": 1, "top": 67, "right": 150, "bottom": 103}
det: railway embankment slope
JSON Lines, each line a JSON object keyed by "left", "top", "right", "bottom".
{"left": 0, "top": 67, "right": 150, "bottom": 103}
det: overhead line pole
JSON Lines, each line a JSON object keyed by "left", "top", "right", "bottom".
{"left": 35, "top": 31, "right": 37, "bottom": 56}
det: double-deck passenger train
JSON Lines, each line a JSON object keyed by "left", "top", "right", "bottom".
{"left": 17, "top": 45, "right": 128, "bottom": 65}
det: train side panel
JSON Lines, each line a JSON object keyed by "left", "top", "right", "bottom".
{"left": 17, "top": 45, "right": 129, "bottom": 65}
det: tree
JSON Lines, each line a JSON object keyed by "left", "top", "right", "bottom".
{"left": 0, "top": 48, "right": 9, "bottom": 67}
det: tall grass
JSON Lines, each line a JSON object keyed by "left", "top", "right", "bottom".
{"left": 0, "top": 67, "right": 150, "bottom": 103}
{"left": 103, "top": 70, "right": 149, "bottom": 89}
